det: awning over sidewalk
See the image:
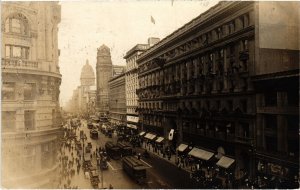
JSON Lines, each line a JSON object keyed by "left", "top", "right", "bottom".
{"left": 149, "top": 134, "right": 157, "bottom": 140}
{"left": 144, "top": 133, "right": 152, "bottom": 139}
{"left": 127, "top": 124, "right": 137, "bottom": 129}
{"left": 216, "top": 156, "right": 235, "bottom": 169}
{"left": 188, "top": 147, "right": 214, "bottom": 161}
{"left": 177, "top": 143, "right": 188, "bottom": 152}
{"left": 155, "top": 137, "right": 164, "bottom": 143}
{"left": 139, "top": 131, "right": 146, "bottom": 136}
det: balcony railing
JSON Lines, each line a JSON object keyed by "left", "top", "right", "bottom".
{"left": 2, "top": 58, "right": 38, "bottom": 70}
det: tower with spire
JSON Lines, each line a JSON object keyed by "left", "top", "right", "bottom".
{"left": 96, "top": 44, "right": 112, "bottom": 115}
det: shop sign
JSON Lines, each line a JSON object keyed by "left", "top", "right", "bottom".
{"left": 127, "top": 116, "right": 139, "bottom": 123}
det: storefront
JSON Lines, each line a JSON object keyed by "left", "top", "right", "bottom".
{"left": 255, "top": 156, "right": 299, "bottom": 189}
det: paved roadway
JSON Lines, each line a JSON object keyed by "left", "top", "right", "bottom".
{"left": 64, "top": 119, "right": 194, "bottom": 189}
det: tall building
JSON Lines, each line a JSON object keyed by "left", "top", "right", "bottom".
{"left": 124, "top": 44, "right": 150, "bottom": 130}
{"left": 96, "top": 44, "right": 112, "bottom": 115}
{"left": 1, "top": 2, "right": 62, "bottom": 188}
{"left": 136, "top": 1, "right": 299, "bottom": 188}
{"left": 108, "top": 73, "right": 126, "bottom": 125}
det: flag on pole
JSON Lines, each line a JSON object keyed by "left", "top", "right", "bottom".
{"left": 151, "top": 15, "right": 155, "bottom": 24}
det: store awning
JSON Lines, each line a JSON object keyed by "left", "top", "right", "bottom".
{"left": 155, "top": 137, "right": 164, "bottom": 143}
{"left": 177, "top": 143, "right": 188, "bottom": 152}
{"left": 216, "top": 156, "right": 235, "bottom": 169}
{"left": 188, "top": 147, "right": 214, "bottom": 161}
{"left": 127, "top": 124, "right": 137, "bottom": 129}
{"left": 139, "top": 131, "right": 146, "bottom": 136}
{"left": 149, "top": 134, "right": 157, "bottom": 140}
{"left": 144, "top": 133, "right": 152, "bottom": 139}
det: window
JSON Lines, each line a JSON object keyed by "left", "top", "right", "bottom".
{"left": 5, "top": 46, "right": 10, "bottom": 58}
{"left": 241, "top": 99, "right": 248, "bottom": 113}
{"left": 241, "top": 40, "right": 249, "bottom": 51}
{"left": 2, "top": 82, "right": 15, "bottom": 100}
{"left": 265, "top": 136, "right": 277, "bottom": 152}
{"left": 24, "top": 83, "right": 36, "bottom": 100}
{"left": 52, "top": 109, "right": 56, "bottom": 127}
{"left": 216, "top": 27, "right": 222, "bottom": 39}
{"left": 287, "top": 90, "right": 298, "bottom": 106}
{"left": 5, "top": 45, "right": 29, "bottom": 59}
{"left": 2, "top": 111, "right": 16, "bottom": 132}
{"left": 24, "top": 110, "right": 35, "bottom": 130}
{"left": 265, "top": 91, "right": 277, "bottom": 106}
{"left": 5, "top": 14, "right": 28, "bottom": 35}
{"left": 227, "top": 100, "right": 233, "bottom": 111}
{"left": 228, "top": 21, "right": 235, "bottom": 34}
{"left": 287, "top": 116, "right": 298, "bottom": 132}
{"left": 265, "top": 114, "right": 277, "bottom": 131}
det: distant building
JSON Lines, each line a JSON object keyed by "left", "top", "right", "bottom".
{"left": 96, "top": 44, "right": 112, "bottom": 115}
{"left": 67, "top": 60, "right": 96, "bottom": 115}
{"left": 108, "top": 73, "right": 126, "bottom": 125}
{"left": 136, "top": 1, "right": 299, "bottom": 188}
{"left": 1, "top": 2, "right": 62, "bottom": 188}
{"left": 112, "top": 65, "right": 125, "bottom": 77}
{"left": 124, "top": 43, "right": 150, "bottom": 130}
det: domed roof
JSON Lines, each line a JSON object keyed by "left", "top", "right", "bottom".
{"left": 80, "top": 60, "right": 95, "bottom": 83}
{"left": 97, "top": 44, "right": 111, "bottom": 56}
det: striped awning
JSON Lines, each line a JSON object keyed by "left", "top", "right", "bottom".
{"left": 216, "top": 156, "right": 235, "bottom": 169}
{"left": 188, "top": 147, "right": 214, "bottom": 161}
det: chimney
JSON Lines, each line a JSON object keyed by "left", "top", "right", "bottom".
{"left": 148, "top": 37, "right": 160, "bottom": 47}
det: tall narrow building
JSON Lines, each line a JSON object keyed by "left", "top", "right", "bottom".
{"left": 96, "top": 44, "right": 112, "bottom": 115}
{"left": 1, "top": 2, "right": 62, "bottom": 188}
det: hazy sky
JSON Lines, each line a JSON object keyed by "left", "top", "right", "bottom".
{"left": 58, "top": 0, "right": 219, "bottom": 106}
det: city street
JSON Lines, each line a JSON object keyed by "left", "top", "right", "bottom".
{"left": 58, "top": 119, "right": 190, "bottom": 189}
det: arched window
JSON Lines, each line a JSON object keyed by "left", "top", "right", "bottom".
{"left": 5, "top": 13, "right": 29, "bottom": 35}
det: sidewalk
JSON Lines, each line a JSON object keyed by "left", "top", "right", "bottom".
{"left": 138, "top": 142, "right": 193, "bottom": 175}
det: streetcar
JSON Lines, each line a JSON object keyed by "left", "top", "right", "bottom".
{"left": 117, "top": 142, "right": 133, "bottom": 157}
{"left": 105, "top": 141, "right": 121, "bottom": 160}
{"left": 122, "top": 156, "right": 148, "bottom": 184}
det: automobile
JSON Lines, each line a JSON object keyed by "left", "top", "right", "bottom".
{"left": 100, "top": 158, "right": 108, "bottom": 170}
{"left": 87, "top": 142, "right": 92, "bottom": 149}
{"left": 85, "top": 146, "right": 91, "bottom": 154}
{"left": 89, "top": 167, "right": 100, "bottom": 188}
{"left": 90, "top": 130, "right": 98, "bottom": 139}
{"left": 87, "top": 123, "right": 93, "bottom": 129}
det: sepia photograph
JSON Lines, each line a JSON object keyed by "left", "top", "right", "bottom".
{"left": 1, "top": 0, "right": 299, "bottom": 189}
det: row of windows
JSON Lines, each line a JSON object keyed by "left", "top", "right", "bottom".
{"left": 2, "top": 82, "right": 36, "bottom": 100}
{"left": 2, "top": 111, "right": 35, "bottom": 132}
{"left": 126, "top": 56, "right": 138, "bottom": 71}
{"left": 139, "top": 98, "right": 249, "bottom": 113}
{"left": 139, "top": 12, "right": 252, "bottom": 74}
{"left": 139, "top": 40, "right": 250, "bottom": 89}
{"left": 2, "top": 110, "right": 58, "bottom": 132}
{"left": 5, "top": 45, "right": 30, "bottom": 59}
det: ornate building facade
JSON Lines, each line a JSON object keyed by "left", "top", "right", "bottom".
{"left": 136, "top": 1, "right": 299, "bottom": 187}
{"left": 1, "top": 2, "right": 62, "bottom": 188}
{"left": 108, "top": 73, "right": 126, "bottom": 125}
{"left": 124, "top": 44, "right": 150, "bottom": 130}
{"left": 96, "top": 44, "right": 112, "bottom": 115}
